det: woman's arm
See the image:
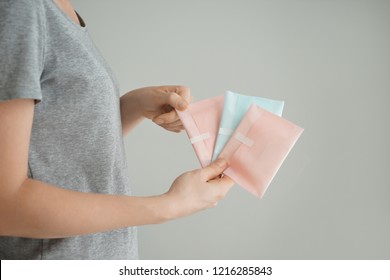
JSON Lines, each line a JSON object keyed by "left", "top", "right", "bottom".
{"left": 120, "top": 85, "right": 191, "bottom": 136}
{"left": 0, "top": 99, "right": 233, "bottom": 239}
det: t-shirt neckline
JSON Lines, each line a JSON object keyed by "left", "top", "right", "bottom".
{"left": 50, "top": 0, "right": 87, "bottom": 31}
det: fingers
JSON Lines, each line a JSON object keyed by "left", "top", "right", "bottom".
{"left": 153, "top": 110, "right": 179, "bottom": 125}
{"left": 162, "top": 86, "right": 191, "bottom": 111}
{"left": 169, "top": 86, "right": 191, "bottom": 104}
{"left": 161, "top": 124, "right": 184, "bottom": 133}
{"left": 208, "top": 175, "right": 234, "bottom": 192}
{"left": 153, "top": 110, "right": 185, "bottom": 132}
{"left": 200, "top": 160, "right": 234, "bottom": 203}
{"left": 160, "top": 120, "right": 184, "bottom": 132}
{"left": 163, "top": 119, "right": 182, "bottom": 127}
{"left": 206, "top": 176, "right": 234, "bottom": 208}
{"left": 151, "top": 86, "right": 191, "bottom": 126}
{"left": 200, "top": 159, "right": 228, "bottom": 181}
{"left": 167, "top": 92, "right": 188, "bottom": 111}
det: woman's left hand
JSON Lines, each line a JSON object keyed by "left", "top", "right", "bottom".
{"left": 120, "top": 85, "right": 191, "bottom": 134}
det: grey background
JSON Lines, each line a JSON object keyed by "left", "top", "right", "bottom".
{"left": 72, "top": 0, "right": 390, "bottom": 259}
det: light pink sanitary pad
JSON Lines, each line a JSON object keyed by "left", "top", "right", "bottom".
{"left": 219, "top": 104, "right": 304, "bottom": 198}
{"left": 177, "top": 95, "right": 224, "bottom": 167}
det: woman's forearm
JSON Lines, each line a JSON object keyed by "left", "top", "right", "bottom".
{"left": 0, "top": 158, "right": 233, "bottom": 239}
{"left": 120, "top": 90, "right": 145, "bottom": 136}
{"left": 0, "top": 92, "right": 232, "bottom": 241}
{"left": 0, "top": 178, "right": 171, "bottom": 239}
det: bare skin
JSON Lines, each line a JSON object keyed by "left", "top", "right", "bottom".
{"left": 0, "top": 1, "right": 233, "bottom": 239}
{"left": 53, "top": 0, "right": 82, "bottom": 26}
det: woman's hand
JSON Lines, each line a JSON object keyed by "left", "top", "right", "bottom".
{"left": 120, "top": 85, "right": 191, "bottom": 135}
{"left": 161, "top": 159, "right": 234, "bottom": 220}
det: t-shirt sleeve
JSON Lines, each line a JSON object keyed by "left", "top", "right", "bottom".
{"left": 0, "top": 0, "right": 45, "bottom": 102}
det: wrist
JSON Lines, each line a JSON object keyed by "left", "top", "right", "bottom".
{"left": 131, "top": 194, "right": 176, "bottom": 225}
{"left": 153, "top": 193, "right": 177, "bottom": 223}
{"left": 120, "top": 90, "right": 145, "bottom": 135}
{"left": 120, "top": 90, "right": 144, "bottom": 119}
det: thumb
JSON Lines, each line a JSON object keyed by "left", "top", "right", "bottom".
{"left": 166, "top": 92, "right": 188, "bottom": 111}
{"left": 201, "top": 159, "right": 228, "bottom": 181}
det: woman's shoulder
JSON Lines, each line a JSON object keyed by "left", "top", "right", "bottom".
{"left": 0, "top": 0, "right": 45, "bottom": 6}
{"left": 0, "top": 0, "right": 48, "bottom": 30}
{"left": 0, "top": 0, "right": 45, "bottom": 15}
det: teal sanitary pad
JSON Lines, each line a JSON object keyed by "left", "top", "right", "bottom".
{"left": 212, "top": 90, "right": 284, "bottom": 160}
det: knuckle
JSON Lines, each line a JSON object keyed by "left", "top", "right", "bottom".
{"left": 211, "top": 165, "right": 221, "bottom": 175}
{"left": 176, "top": 86, "right": 191, "bottom": 99}
{"left": 168, "top": 91, "right": 178, "bottom": 101}
{"left": 176, "top": 85, "right": 189, "bottom": 92}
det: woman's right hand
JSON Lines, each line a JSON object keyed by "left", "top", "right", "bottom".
{"left": 162, "top": 159, "right": 234, "bottom": 220}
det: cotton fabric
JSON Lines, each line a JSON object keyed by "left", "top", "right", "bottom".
{"left": 0, "top": 0, "right": 137, "bottom": 259}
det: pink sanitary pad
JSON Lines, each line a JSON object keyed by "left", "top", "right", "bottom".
{"left": 177, "top": 95, "right": 224, "bottom": 167}
{"left": 219, "top": 104, "right": 304, "bottom": 198}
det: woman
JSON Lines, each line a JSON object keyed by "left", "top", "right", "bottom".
{"left": 0, "top": 0, "right": 233, "bottom": 259}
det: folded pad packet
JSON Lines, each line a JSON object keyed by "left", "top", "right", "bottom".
{"left": 212, "top": 90, "right": 285, "bottom": 161}
{"left": 177, "top": 95, "right": 224, "bottom": 167}
{"left": 219, "top": 104, "right": 303, "bottom": 198}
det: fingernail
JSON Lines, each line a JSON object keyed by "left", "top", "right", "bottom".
{"left": 154, "top": 118, "right": 164, "bottom": 125}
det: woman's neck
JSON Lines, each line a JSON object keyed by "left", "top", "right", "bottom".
{"left": 53, "top": 0, "right": 82, "bottom": 26}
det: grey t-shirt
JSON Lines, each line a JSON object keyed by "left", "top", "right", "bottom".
{"left": 0, "top": 0, "right": 138, "bottom": 259}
